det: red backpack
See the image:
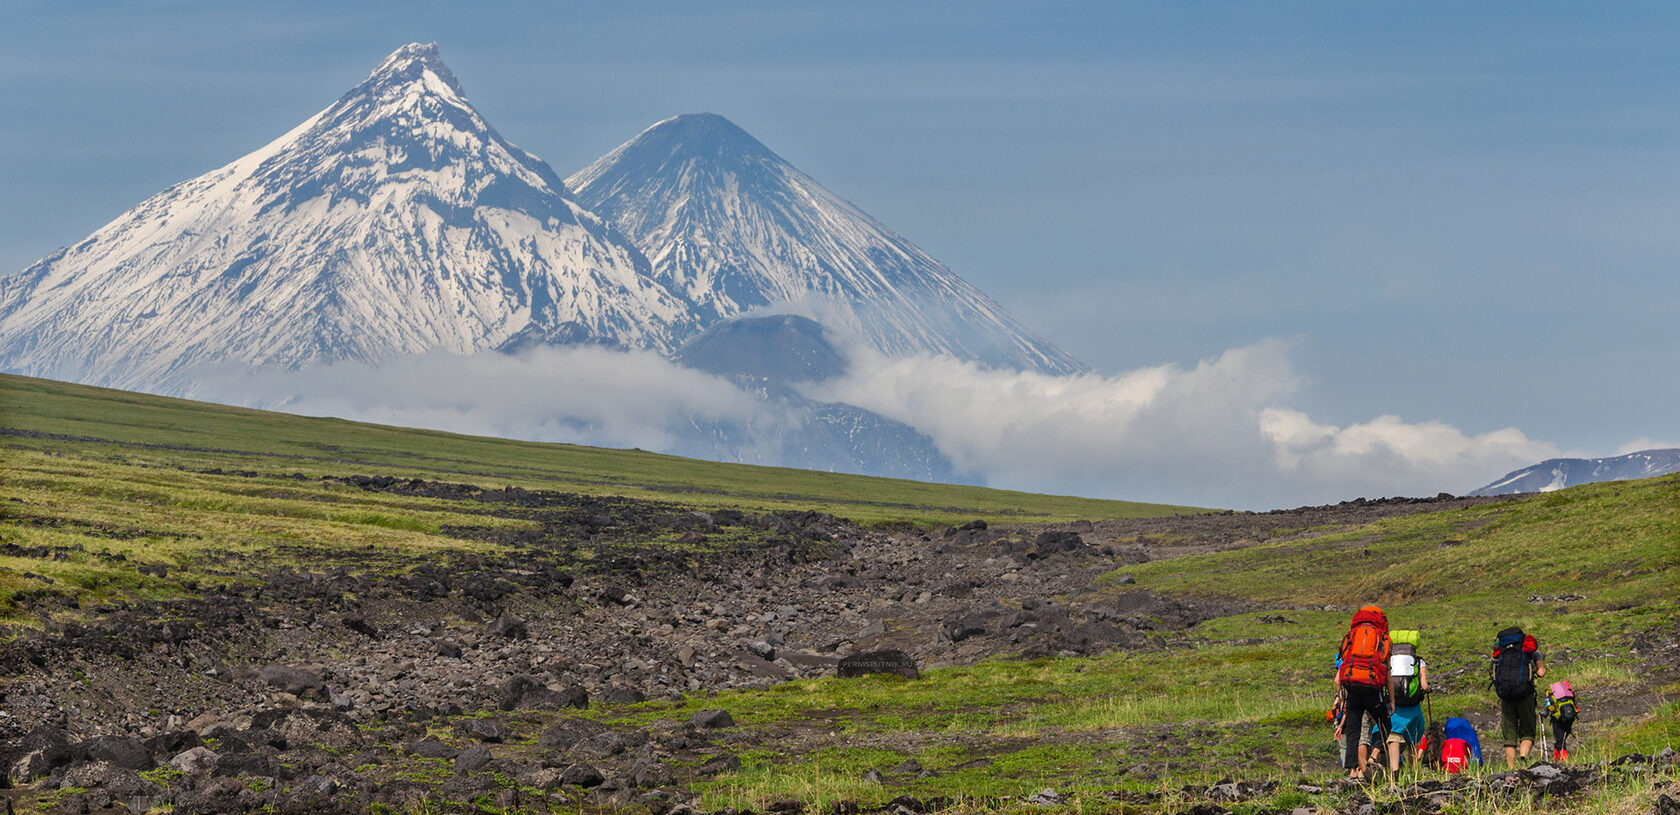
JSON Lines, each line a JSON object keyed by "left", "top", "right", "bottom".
{"left": 1442, "top": 738, "right": 1471, "bottom": 774}
{"left": 1338, "top": 606, "right": 1391, "bottom": 688}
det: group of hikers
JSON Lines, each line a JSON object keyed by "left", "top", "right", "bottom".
{"left": 1330, "top": 605, "right": 1581, "bottom": 780}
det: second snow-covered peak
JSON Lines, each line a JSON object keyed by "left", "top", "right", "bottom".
{"left": 570, "top": 113, "right": 785, "bottom": 193}
{"left": 569, "top": 114, "right": 1089, "bottom": 375}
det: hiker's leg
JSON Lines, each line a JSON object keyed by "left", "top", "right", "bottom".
{"left": 1499, "top": 696, "right": 1521, "bottom": 767}
{"left": 1358, "top": 705, "right": 1378, "bottom": 774}
{"left": 1343, "top": 689, "right": 1377, "bottom": 775}
{"left": 1516, "top": 694, "right": 1537, "bottom": 759}
{"left": 1341, "top": 701, "right": 1362, "bottom": 771}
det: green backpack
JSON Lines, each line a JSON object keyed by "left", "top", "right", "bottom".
{"left": 1388, "top": 630, "right": 1426, "bottom": 707}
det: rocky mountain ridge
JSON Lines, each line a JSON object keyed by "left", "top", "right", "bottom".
{"left": 670, "top": 314, "right": 958, "bottom": 482}
{"left": 1470, "top": 447, "right": 1680, "bottom": 495}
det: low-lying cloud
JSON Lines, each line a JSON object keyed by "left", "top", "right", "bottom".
{"left": 187, "top": 346, "right": 796, "bottom": 462}
{"left": 809, "top": 340, "right": 1561, "bottom": 508}
{"left": 187, "top": 339, "right": 1568, "bottom": 510}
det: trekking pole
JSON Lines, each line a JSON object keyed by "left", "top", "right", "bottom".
{"left": 1425, "top": 689, "right": 1435, "bottom": 771}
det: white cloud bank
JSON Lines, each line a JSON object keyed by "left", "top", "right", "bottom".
{"left": 187, "top": 346, "right": 795, "bottom": 462}
{"left": 188, "top": 339, "right": 1568, "bottom": 510}
{"left": 1616, "top": 438, "right": 1680, "bottom": 455}
{"left": 810, "top": 340, "right": 1561, "bottom": 508}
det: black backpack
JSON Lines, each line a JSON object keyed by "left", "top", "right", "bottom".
{"left": 1491, "top": 626, "right": 1533, "bottom": 701}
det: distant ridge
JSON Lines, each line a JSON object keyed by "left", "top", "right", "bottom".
{"left": 671, "top": 314, "right": 958, "bottom": 482}
{"left": 1469, "top": 448, "right": 1680, "bottom": 496}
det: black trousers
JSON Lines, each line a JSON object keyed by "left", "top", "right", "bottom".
{"left": 1342, "top": 685, "right": 1391, "bottom": 769}
{"left": 1553, "top": 719, "right": 1573, "bottom": 752}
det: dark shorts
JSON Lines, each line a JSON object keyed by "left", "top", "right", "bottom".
{"left": 1500, "top": 691, "right": 1538, "bottom": 747}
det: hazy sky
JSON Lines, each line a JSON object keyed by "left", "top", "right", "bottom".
{"left": 3, "top": 2, "right": 1677, "bottom": 502}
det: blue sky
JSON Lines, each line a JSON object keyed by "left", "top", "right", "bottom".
{"left": 3, "top": 2, "right": 1677, "bottom": 497}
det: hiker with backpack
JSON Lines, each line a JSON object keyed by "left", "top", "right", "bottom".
{"left": 1385, "top": 629, "right": 1429, "bottom": 772}
{"left": 1545, "top": 680, "right": 1580, "bottom": 762}
{"left": 1335, "top": 605, "right": 1393, "bottom": 779}
{"left": 1490, "top": 625, "right": 1547, "bottom": 767}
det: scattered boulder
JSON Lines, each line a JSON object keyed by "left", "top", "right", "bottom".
{"left": 257, "top": 664, "right": 327, "bottom": 700}
{"left": 406, "top": 738, "right": 457, "bottom": 760}
{"left": 455, "top": 744, "right": 494, "bottom": 774}
{"left": 942, "top": 614, "right": 988, "bottom": 643}
{"left": 464, "top": 719, "right": 506, "bottom": 743}
{"left": 538, "top": 719, "right": 608, "bottom": 751}
{"left": 8, "top": 738, "right": 71, "bottom": 782}
{"left": 630, "top": 757, "right": 673, "bottom": 788}
{"left": 172, "top": 776, "right": 249, "bottom": 814}
{"left": 217, "top": 748, "right": 273, "bottom": 775}
{"left": 341, "top": 614, "right": 379, "bottom": 638}
{"left": 169, "top": 746, "right": 219, "bottom": 775}
{"left": 250, "top": 707, "right": 364, "bottom": 753}
{"left": 490, "top": 615, "right": 528, "bottom": 640}
{"left": 80, "top": 736, "right": 153, "bottom": 772}
{"left": 690, "top": 709, "right": 735, "bottom": 729}
{"left": 500, "top": 675, "right": 588, "bottom": 711}
{"left": 816, "top": 574, "right": 865, "bottom": 591}
{"left": 1034, "top": 531, "right": 1084, "bottom": 553}
{"left": 560, "top": 763, "right": 605, "bottom": 788}
{"left": 142, "top": 730, "right": 202, "bottom": 759}
{"left": 600, "top": 687, "right": 646, "bottom": 705}
{"left": 1027, "top": 788, "right": 1062, "bottom": 806}
{"left": 698, "top": 754, "right": 742, "bottom": 777}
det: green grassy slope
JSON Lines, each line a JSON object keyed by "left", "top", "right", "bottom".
{"left": 0, "top": 372, "right": 1201, "bottom": 525}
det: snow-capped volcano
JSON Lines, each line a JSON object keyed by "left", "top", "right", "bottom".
{"left": 0, "top": 43, "right": 694, "bottom": 392}
{"left": 568, "top": 113, "right": 1087, "bottom": 376}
